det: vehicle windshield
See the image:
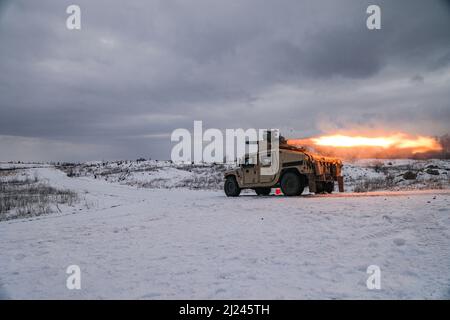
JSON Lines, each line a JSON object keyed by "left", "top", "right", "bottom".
{"left": 239, "top": 153, "right": 256, "bottom": 166}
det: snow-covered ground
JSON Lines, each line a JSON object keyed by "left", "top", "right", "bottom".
{"left": 0, "top": 166, "right": 449, "bottom": 299}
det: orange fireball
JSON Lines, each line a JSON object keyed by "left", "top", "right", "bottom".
{"left": 287, "top": 132, "right": 442, "bottom": 158}
{"left": 310, "top": 134, "right": 442, "bottom": 153}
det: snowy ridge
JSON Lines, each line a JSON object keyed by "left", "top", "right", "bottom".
{"left": 58, "top": 160, "right": 229, "bottom": 190}
{"left": 344, "top": 159, "right": 450, "bottom": 192}
{"left": 54, "top": 159, "right": 450, "bottom": 192}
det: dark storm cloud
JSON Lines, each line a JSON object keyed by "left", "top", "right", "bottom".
{"left": 0, "top": 0, "right": 449, "bottom": 161}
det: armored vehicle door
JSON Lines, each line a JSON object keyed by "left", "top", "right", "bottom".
{"left": 259, "top": 152, "right": 277, "bottom": 183}
{"left": 242, "top": 154, "right": 259, "bottom": 185}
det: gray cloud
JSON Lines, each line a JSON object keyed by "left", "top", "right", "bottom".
{"left": 0, "top": 0, "right": 449, "bottom": 161}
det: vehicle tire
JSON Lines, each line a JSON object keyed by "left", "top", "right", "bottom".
{"left": 315, "top": 182, "right": 325, "bottom": 194}
{"left": 255, "top": 187, "right": 271, "bottom": 196}
{"left": 325, "top": 181, "right": 334, "bottom": 194}
{"left": 224, "top": 176, "right": 241, "bottom": 197}
{"left": 280, "top": 172, "right": 304, "bottom": 196}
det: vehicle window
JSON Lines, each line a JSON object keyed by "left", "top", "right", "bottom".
{"left": 241, "top": 154, "right": 257, "bottom": 166}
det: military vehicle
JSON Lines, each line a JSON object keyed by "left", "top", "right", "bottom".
{"left": 224, "top": 134, "right": 344, "bottom": 197}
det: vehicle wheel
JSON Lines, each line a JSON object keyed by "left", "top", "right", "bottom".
{"left": 255, "top": 187, "right": 271, "bottom": 196}
{"left": 325, "top": 182, "right": 334, "bottom": 194}
{"left": 315, "top": 182, "right": 325, "bottom": 194}
{"left": 280, "top": 172, "right": 304, "bottom": 196}
{"left": 224, "top": 176, "right": 241, "bottom": 197}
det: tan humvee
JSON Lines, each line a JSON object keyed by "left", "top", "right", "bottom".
{"left": 224, "top": 135, "right": 344, "bottom": 197}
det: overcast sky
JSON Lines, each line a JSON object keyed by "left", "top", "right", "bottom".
{"left": 0, "top": 0, "right": 449, "bottom": 161}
